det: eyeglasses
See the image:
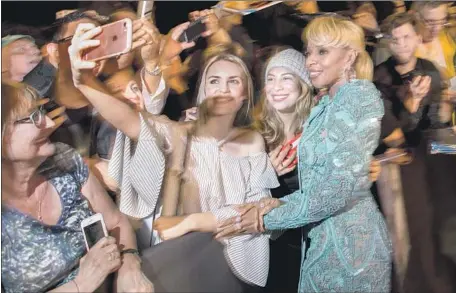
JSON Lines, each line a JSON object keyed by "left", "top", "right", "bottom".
{"left": 14, "top": 105, "right": 47, "bottom": 128}
{"left": 55, "top": 35, "right": 74, "bottom": 44}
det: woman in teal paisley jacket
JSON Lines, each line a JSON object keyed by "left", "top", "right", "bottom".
{"left": 260, "top": 16, "right": 392, "bottom": 292}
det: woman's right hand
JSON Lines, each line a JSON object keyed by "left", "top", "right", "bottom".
{"left": 68, "top": 23, "right": 103, "bottom": 87}
{"left": 73, "top": 236, "right": 122, "bottom": 292}
{"left": 268, "top": 144, "right": 297, "bottom": 176}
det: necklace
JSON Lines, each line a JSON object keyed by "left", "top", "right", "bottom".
{"left": 37, "top": 181, "right": 49, "bottom": 222}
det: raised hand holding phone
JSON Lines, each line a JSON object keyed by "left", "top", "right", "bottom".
{"left": 159, "top": 22, "right": 197, "bottom": 62}
{"left": 82, "top": 19, "right": 133, "bottom": 62}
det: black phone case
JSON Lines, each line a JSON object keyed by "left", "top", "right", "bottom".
{"left": 178, "top": 18, "right": 206, "bottom": 43}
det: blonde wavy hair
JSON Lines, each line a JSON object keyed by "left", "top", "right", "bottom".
{"left": 253, "top": 49, "right": 314, "bottom": 150}
{"left": 303, "top": 15, "right": 373, "bottom": 81}
{"left": 195, "top": 54, "right": 255, "bottom": 127}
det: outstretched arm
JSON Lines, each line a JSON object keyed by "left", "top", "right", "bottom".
{"left": 69, "top": 23, "right": 143, "bottom": 140}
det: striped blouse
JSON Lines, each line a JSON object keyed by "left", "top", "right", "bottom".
{"left": 109, "top": 113, "right": 279, "bottom": 286}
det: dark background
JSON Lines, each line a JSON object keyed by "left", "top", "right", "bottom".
{"left": 1, "top": 1, "right": 403, "bottom": 48}
{"left": 1, "top": 1, "right": 216, "bottom": 35}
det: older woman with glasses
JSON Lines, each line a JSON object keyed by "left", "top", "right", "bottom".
{"left": 1, "top": 82, "right": 153, "bottom": 293}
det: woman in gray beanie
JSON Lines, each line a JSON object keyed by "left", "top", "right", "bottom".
{"left": 252, "top": 47, "right": 383, "bottom": 293}
{"left": 252, "top": 47, "right": 314, "bottom": 293}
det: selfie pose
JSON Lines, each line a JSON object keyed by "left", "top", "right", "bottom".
{"left": 68, "top": 19, "right": 278, "bottom": 292}
{"left": 1, "top": 82, "right": 153, "bottom": 293}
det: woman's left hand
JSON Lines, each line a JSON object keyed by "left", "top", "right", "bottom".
{"left": 116, "top": 256, "right": 154, "bottom": 293}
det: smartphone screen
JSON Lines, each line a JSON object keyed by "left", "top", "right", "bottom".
{"left": 83, "top": 220, "right": 106, "bottom": 249}
{"left": 179, "top": 18, "right": 206, "bottom": 43}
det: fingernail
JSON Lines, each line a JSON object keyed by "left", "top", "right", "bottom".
{"left": 236, "top": 216, "right": 241, "bottom": 223}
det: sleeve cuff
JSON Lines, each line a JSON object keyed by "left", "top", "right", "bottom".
{"left": 141, "top": 72, "right": 169, "bottom": 115}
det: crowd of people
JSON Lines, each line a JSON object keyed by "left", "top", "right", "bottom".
{"left": 1, "top": 1, "right": 456, "bottom": 293}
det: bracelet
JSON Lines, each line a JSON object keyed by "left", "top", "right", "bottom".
{"left": 144, "top": 65, "right": 161, "bottom": 76}
{"left": 121, "top": 248, "right": 141, "bottom": 257}
{"left": 72, "top": 279, "right": 80, "bottom": 293}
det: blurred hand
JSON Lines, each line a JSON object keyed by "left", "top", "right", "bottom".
{"left": 180, "top": 107, "right": 198, "bottom": 122}
{"left": 74, "top": 236, "right": 122, "bottom": 292}
{"left": 369, "top": 157, "right": 381, "bottom": 182}
{"left": 410, "top": 75, "right": 431, "bottom": 100}
{"left": 37, "top": 98, "right": 67, "bottom": 130}
{"left": 131, "top": 18, "right": 161, "bottom": 65}
{"left": 160, "top": 22, "right": 196, "bottom": 63}
{"left": 405, "top": 75, "right": 431, "bottom": 113}
{"left": 442, "top": 89, "right": 456, "bottom": 104}
{"left": 189, "top": 9, "right": 221, "bottom": 37}
{"left": 385, "top": 148, "right": 413, "bottom": 165}
{"left": 268, "top": 144, "right": 297, "bottom": 176}
{"left": 353, "top": 12, "right": 379, "bottom": 32}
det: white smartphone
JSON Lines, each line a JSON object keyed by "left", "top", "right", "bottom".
{"left": 81, "top": 213, "right": 108, "bottom": 251}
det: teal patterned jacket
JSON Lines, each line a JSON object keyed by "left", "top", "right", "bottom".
{"left": 264, "top": 80, "right": 393, "bottom": 293}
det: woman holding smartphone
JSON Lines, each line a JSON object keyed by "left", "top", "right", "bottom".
{"left": 1, "top": 82, "right": 153, "bottom": 293}
{"left": 68, "top": 20, "right": 278, "bottom": 292}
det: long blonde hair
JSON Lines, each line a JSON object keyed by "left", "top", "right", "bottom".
{"left": 303, "top": 15, "right": 373, "bottom": 81}
{"left": 195, "top": 54, "right": 255, "bottom": 127}
{"left": 253, "top": 49, "right": 314, "bottom": 150}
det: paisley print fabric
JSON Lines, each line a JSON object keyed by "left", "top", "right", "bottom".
{"left": 264, "top": 80, "right": 393, "bottom": 293}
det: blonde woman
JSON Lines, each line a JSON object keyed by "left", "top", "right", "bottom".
{"left": 223, "top": 16, "right": 393, "bottom": 293}
{"left": 68, "top": 22, "right": 278, "bottom": 292}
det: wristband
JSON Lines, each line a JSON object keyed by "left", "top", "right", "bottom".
{"left": 121, "top": 248, "right": 141, "bottom": 257}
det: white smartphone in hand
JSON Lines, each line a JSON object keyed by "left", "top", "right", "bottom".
{"left": 81, "top": 213, "right": 108, "bottom": 251}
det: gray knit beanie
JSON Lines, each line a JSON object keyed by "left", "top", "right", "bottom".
{"left": 265, "top": 49, "right": 311, "bottom": 86}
